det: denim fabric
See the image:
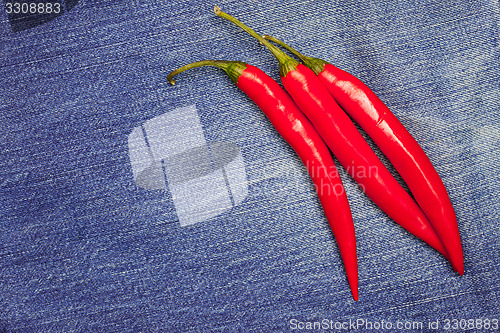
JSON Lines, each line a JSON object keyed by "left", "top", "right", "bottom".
{"left": 0, "top": 0, "right": 499, "bottom": 332}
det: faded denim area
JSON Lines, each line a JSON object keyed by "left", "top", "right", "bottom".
{"left": 0, "top": 0, "right": 499, "bottom": 332}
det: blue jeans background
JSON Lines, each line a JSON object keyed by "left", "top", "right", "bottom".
{"left": 1, "top": 0, "right": 499, "bottom": 332}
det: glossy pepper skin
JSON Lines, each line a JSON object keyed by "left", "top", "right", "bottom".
{"left": 168, "top": 61, "right": 359, "bottom": 301}
{"left": 214, "top": 7, "right": 450, "bottom": 261}
{"left": 262, "top": 36, "right": 464, "bottom": 275}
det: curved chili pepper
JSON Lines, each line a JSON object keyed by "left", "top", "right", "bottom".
{"left": 167, "top": 60, "right": 359, "bottom": 300}
{"left": 214, "top": 6, "right": 451, "bottom": 263}
{"left": 262, "top": 35, "right": 464, "bottom": 275}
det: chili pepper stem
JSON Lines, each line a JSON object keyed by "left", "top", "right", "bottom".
{"left": 261, "top": 35, "right": 311, "bottom": 62}
{"left": 167, "top": 60, "right": 247, "bottom": 84}
{"left": 214, "top": 6, "right": 299, "bottom": 77}
{"left": 262, "top": 35, "right": 328, "bottom": 75}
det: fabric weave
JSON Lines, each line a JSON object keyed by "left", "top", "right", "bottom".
{"left": 0, "top": 0, "right": 499, "bottom": 332}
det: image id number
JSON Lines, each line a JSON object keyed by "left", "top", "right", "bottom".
{"left": 444, "top": 318, "right": 498, "bottom": 330}
{"left": 5, "top": 2, "right": 61, "bottom": 14}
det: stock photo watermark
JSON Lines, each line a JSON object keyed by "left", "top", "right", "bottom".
{"left": 288, "top": 317, "right": 499, "bottom": 331}
{"left": 306, "top": 161, "right": 378, "bottom": 196}
{"left": 254, "top": 161, "right": 379, "bottom": 197}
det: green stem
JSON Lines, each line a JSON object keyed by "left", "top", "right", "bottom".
{"left": 261, "top": 35, "right": 312, "bottom": 63}
{"left": 214, "top": 6, "right": 299, "bottom": 76}
{"left": 262, "top": 35, "right": 329, "bottom": 75}
{"left": 167, "top": 60, "right": 247, "bottom": 84}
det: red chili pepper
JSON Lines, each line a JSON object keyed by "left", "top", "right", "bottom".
{"left": 167, "top": 60, "right": 359, "bottom": 300}
{"left": 262, "top": 36, "right": 464, "bottom": 275}
{"left": 214, "top": 6, "right": 451, "bottom": 263}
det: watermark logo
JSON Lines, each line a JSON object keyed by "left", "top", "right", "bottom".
{"left": 128, "top": 105, "right": 248, "bottom": 226}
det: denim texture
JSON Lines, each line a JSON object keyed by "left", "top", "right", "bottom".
{"left": 0, "top": 0, "right": 499, "bottom": 332}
